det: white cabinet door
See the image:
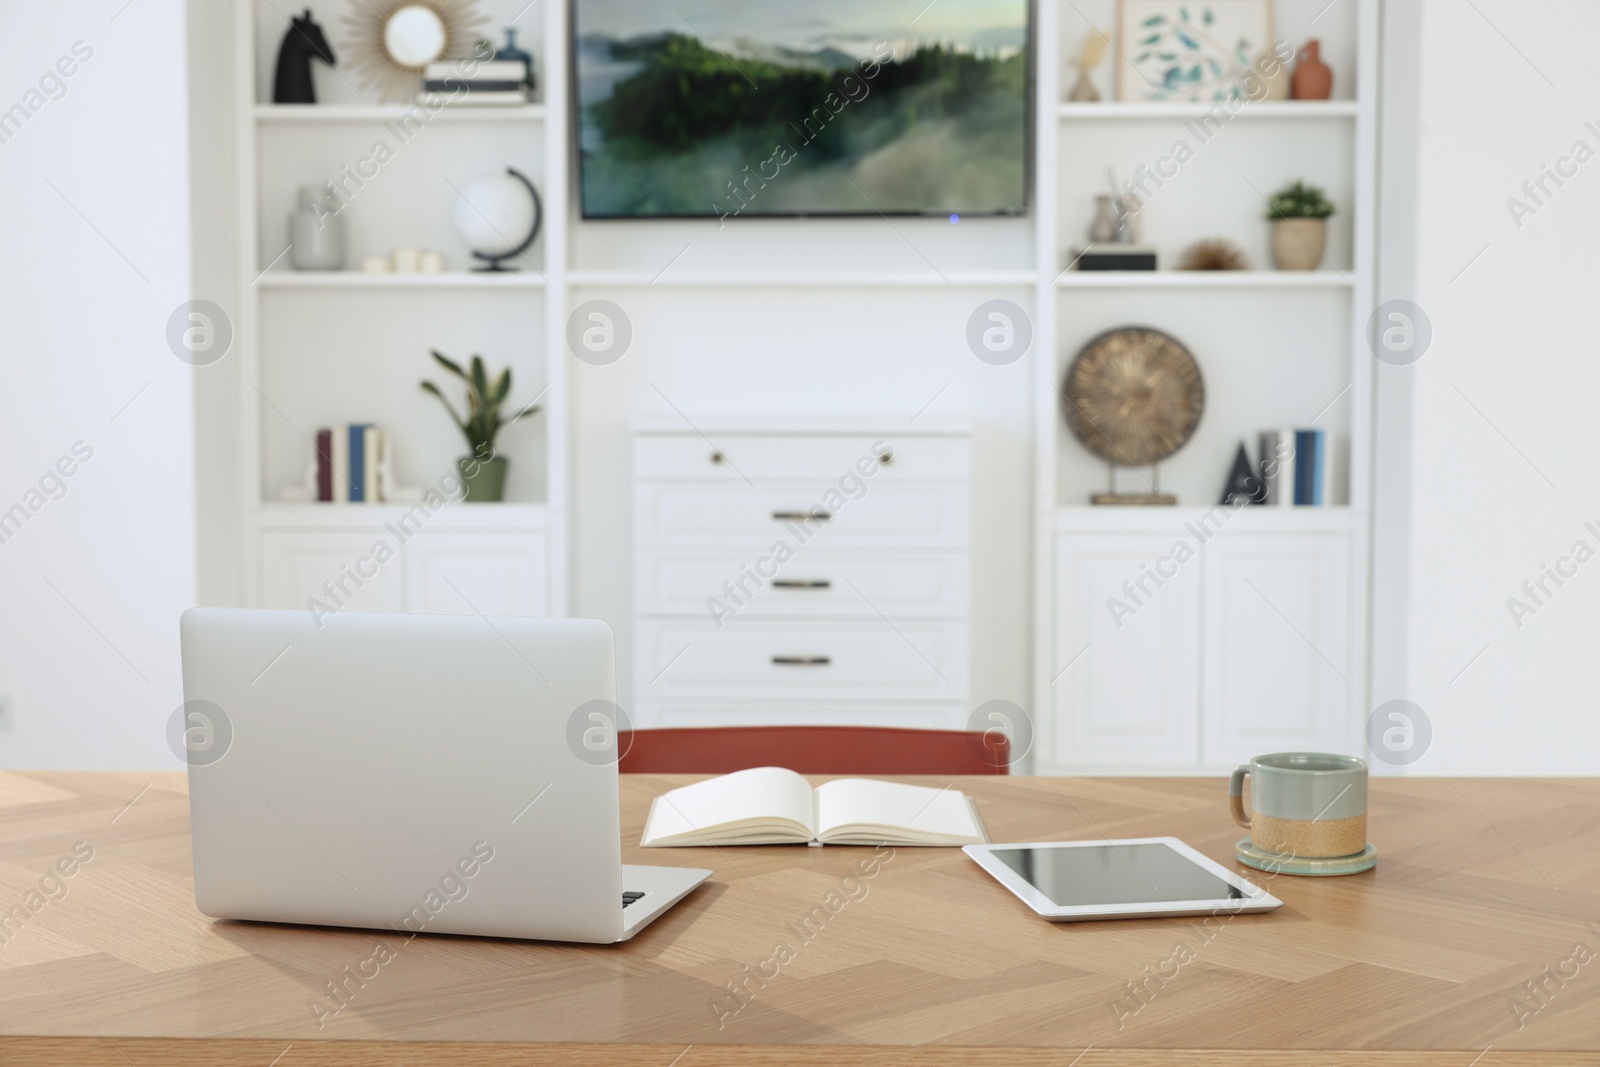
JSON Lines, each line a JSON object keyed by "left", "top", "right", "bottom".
{"left": 1051, "top": 533, "right": 1201, "bottom": 767}
{"left": 406, "top": 531, "right": 550, "bottom": 617}
{"left": 257, "top": 530, "right": 407, "bottom": 614}
{"left": 1201, "top": 534, "right": 1352, "bottom": 766}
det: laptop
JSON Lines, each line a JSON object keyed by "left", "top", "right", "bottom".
{"left": 178, "top": 608, "right": 710, "bottom": 943}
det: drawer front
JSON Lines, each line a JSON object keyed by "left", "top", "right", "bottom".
{"left": 635, "top": 550, "right": 968, "bottom": 618}
{"left": 634, "top": 433, "right": 969, "bottom": 483}
{"left": 631, "top": 702, "right": 969, "bottom": 730}
{"left": 634, "top": 484, "right": 968, "bottom": 549}
{"left": 635, "top": 620, "right": 968, "bottom": 701}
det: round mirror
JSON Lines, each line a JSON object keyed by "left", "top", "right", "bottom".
{"left": 384, "top": 5, "right": 447, "bottom": 68}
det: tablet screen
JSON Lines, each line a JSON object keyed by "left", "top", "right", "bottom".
{"left": 989, "top": 842, "right": 1244, "bottom": 906}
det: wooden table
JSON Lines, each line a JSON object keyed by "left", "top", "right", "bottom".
{"left": 1, "top": 772, "right": 1597, "bottom": 1065}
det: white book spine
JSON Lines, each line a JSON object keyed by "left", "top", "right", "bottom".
{"left": 1275, "top": 426, "right": 1297, "bottom": 508}
{"left": 331, "top": 425, "right": 349, "bottom": 503}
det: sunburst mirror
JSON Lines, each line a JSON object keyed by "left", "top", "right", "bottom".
{"left": 1062, "top": 326, "right": 1204, "bottom": 505}
{"left": 342, "top": 0, "right": 489, "bottom": 101}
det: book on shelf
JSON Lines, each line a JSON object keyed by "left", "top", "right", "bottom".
{"left": 641, "top": 767, "right": 989, "bottom": 848}
{"left": 312, "top": 424, "right": 394, "bottom": 504}
{"left": 422, "top": 60, "right": 530, "bottom": 104}
{"left": 1256, "top": 427, "right": 1327, "bottom": 506}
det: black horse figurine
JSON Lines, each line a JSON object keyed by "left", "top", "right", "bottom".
{"left": 273, "top": 9, "right": 337, "bottom": 104}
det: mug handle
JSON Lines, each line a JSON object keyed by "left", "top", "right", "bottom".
{"left": 1229, "top": 765, "right": 1251, "bottom": 828}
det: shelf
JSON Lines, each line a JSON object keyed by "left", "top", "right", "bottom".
{"left": 256, "top": 271, "right": 546, "bottom": 289}
{"left": 1058, "top": 101, "right": 1359, "bottom": 120}
{"left": 248, "top": 503, "right": 551, "bottom": 529}
{"left": 1055, "top": 271, "right": 1353, "bottom": 289}
{"left": 566, "top": 270, "right": 1037, "bottom": 288}
{"left": 255, "top": 104, "right": 545, "bottom": 123}
{"left": 1049, "top": 505, "right": 1357, "bottom": 532}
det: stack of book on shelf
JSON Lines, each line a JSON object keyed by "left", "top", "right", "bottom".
{"left": 1259, "top": 428, "right": 1328, "bottom": 506}
{"left": 317, "top": 425, "right": 386, "bottom": 503}
{"left": 422, "top": 60, "right": 529, "bottom": 105}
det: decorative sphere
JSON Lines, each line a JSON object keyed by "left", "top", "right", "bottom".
{"left": 454, "top": 174, "right": 537, "bottom": 256}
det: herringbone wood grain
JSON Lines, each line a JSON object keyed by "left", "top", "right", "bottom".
{"left": 0, "top": 772, "right": 1596, "bottom": 1066}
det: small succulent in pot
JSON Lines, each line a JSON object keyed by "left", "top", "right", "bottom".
{"left": 420, "top": 350, "right": 541, "bottom": 502}
{"left": 1265, "top": 180, "right": 1335, "bottom": 271}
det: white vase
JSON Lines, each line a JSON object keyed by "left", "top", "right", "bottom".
{"left": 289, "top": 184, "right": 344, "bottom": 271}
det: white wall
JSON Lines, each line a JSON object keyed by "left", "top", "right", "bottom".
{"left": 1375, "top": 0, "right": 1600, "bottom": 774}
{"left": 0, "top": 1, "right": 196, "bottom": 768}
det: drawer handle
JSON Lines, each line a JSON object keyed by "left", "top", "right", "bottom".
{"left": 710, "top": 451, "right": 724, "bottom": 464}
{"left": 772, "top": 510, "right": 832, "bottom": 522}
{"left": 772, "top": 655, "right": 831, "bottom": 666}
{"left": 772, "top": 580, "right": 832, "bottom": 590}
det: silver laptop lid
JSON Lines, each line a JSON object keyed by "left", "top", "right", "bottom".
{"left": 180, "top": 608, "right": 625, "bottom": 943}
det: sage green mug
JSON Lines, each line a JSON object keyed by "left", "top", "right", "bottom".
{"left": 1229, "top": 752, "right": 1367, "bottom": 858}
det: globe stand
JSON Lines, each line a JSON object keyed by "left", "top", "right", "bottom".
{"left": 1090, "top": 461, "right": 1177, "bottom": 506}
{"left": 466, "top": 167, "right": 543, "bottom": 272}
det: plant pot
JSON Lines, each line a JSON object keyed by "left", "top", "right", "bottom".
{"left": 458, "top": 456, "right": 507, "bottom": 502}
{"left": 1271, "top": 218, "right": 1327, "bottom": 271}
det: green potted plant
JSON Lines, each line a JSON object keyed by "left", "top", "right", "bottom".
{"left": 420, "top": 350, "right": 540, "bottom": 502}
{"left": 1265, "top": 180, "right": 1335, "bottom": 271}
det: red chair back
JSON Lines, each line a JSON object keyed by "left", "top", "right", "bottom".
{"left": 617, "top": 725, "right": 1009, "bottom": 775}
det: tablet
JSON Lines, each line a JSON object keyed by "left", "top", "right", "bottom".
{"left": 964, "top": 837, "right": 1282, "bottom": 922}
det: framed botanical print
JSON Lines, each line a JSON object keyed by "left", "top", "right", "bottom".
{"left": 1115, "top": 0, "right": 1273, "bottom": 102}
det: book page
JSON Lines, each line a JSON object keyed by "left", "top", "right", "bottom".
{"left": 641, "top": 767, "right": 816, "bottom": 846}
{"left": 813, "top": 779, "right": 983, "bottom": 844}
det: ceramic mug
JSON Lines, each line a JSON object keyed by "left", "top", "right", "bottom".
{"left": 1230, "top": 752, "right": 1367, "bottom": 858}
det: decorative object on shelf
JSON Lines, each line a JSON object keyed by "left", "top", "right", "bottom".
{"left": 1089, "top": 195, "right": 1119, "bottom": 243}
{"left": 453, "top": 167, "right": 542, "bottom": 271}
{"left": 1072, "top": 244, "right": 1158, "bottom": 271}
{"left": 493, "top": 26, "right": 536, "bottom": 94}
{"left": 1062, "top": 326, "right": 1204, "bottom": 505}
{"left": 360, "top": 248, "right": 446, "bottom": 272}
{"left": 1254, "top": 46, "right": 1290, "bottom": 100}
{"left": 1291, "top": 39, "right": 1333, "bottom": 100}
{"left": 420, "top": 350, "right": 542, "bottom": 503}
{"left": 273, "top": 9, "right": 339, "bottom": 104}
{"left": 1067, "top": 27, "right": 1109, "bottom": 102}
{"left": 288, "top": 184, "right": 345, "bottom": 270}
{"left": 1178, "top": 236, "right": 1249, "bottom": 271}
{"left": 1220, "top": 441, "right": 1263, "bottom": 506}
{"left": 278, "top": 457, "right": 320, "bottom": 502}
{"left": 1115, "top": 0, "right": 1271, "bottom": 102}
{"left": 1266, "top": 180, "right": 1334, "bottom": 270}
{"left": 341, "top": 0, "right": 488, "bottom": 102}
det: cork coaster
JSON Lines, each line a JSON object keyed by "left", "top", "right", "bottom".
{"left": 1235, "top": 837, "right": 1376, "bottom": 877}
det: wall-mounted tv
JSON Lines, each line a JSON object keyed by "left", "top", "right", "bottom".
{"left": 573, "top": 0, "right": 1031, "bottom": 219}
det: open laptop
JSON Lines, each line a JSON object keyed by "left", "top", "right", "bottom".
{"left": 178, "top": 608, "right": 710, "bottom": 943}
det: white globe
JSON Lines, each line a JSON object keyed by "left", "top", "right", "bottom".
{"left": 453, "top": 174, "right": 537, "bottom": 257}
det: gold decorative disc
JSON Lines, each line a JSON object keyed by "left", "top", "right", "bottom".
{"left": 1062, "top": 327, "right": 1204, "bottom": 467}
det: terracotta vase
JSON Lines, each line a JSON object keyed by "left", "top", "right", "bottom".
{"left": 1292, "top": 39, "right": 1333, "bottom": 101}
{"left": 1271, "top": 218, "right": 1326, "bottom": 271}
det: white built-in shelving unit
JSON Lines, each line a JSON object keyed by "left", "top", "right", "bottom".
{"left": 228, "top": 0, "right": 1377, "bottom": 769}
{"left": 1033, "top": 0, "right": 1378, "bottom": 773}
{"left": 234, "top": 0, "right": 567, "bottom": 618}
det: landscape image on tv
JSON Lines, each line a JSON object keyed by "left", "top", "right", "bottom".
{"left": 574, "top": 0, "right": 1030, "bottom": 218}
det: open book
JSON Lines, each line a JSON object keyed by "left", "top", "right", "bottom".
{"left": 640, "top": 767, "right": 989, "bottom": 847}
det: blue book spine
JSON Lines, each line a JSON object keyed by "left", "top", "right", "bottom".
{"left": 348, "top": 424, "right": 366, "bottom": 503}
{"left": 1294, "top": 430, "right": 1314, "bottom": 506}
{"left": 1292, "top": 429, "right": 1326, "bottom": 506}
{"left": 1312, "top": 430, "right": 1326, "bottom": 505}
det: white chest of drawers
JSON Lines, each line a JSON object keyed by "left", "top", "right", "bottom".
{"left": 631, "top": 417, "right": 971, "bottom": 729}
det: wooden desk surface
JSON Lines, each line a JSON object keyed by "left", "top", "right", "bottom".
{"left": 0, "top": 772, "right": 1597, "bottom": 1066}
